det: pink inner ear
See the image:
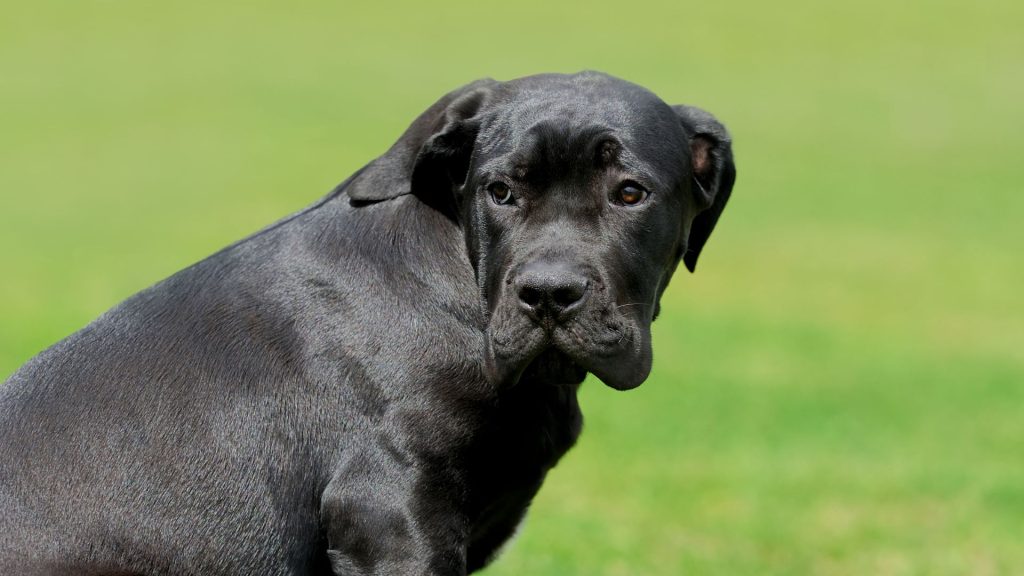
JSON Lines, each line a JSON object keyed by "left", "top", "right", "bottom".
{"left": 691, "top": 136, "right": 713, "bottom": 176}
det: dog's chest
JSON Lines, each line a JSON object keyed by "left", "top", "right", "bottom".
{"left": 461, "top": 383, "right": 583, "bottom": 568}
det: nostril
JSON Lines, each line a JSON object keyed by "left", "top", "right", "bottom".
{"left": 552, "top": 283, "right": 587, "bottom": 308}
{"left": 519, "top": 285, "right": 542, "bottom": 307}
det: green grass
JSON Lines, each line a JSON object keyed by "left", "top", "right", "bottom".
{"left": 2, "top": 0, "right": 1022, "bottom": 573}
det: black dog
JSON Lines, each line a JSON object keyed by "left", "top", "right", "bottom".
{"left": 0, "top": 72, "right": 736, "bottom": 575}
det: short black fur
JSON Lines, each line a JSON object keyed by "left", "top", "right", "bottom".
{"left": 0, "top": 72, "right": 736, "bottom": 575}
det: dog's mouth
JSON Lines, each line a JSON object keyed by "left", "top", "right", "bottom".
{"left": 484, "top": 307, "right": 652, "bottom": 391}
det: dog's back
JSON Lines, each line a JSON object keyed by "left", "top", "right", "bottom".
{"left": 0, "top": 205, "right": 352, "bottom": 575}
{"left": 0, "top": 188, "right": 491, "bottom": 575}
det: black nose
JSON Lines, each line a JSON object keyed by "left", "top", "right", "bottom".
{"left": 514, "top": 261, "right": 590, "bottom": 324}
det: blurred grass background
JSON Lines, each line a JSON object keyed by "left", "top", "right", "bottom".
{"left": 2, "top": 0, "right": 1022, "bottom": 574}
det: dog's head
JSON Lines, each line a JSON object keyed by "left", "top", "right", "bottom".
{"left": 350, "top": 72, "right": 736, "bottom": 390}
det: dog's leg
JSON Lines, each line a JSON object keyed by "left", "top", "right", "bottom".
{"left": 320, "top": 447, "right": 468, "bottom": 576}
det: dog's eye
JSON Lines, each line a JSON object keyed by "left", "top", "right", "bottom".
{"left": 614, "top": 183, "right": 648, "bottom": 206}
{"left": 488, "top": 182, "right": 514, "bottom": 205}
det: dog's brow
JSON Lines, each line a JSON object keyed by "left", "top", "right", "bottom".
{"left": 515, "top": 122, "right": 618, "bottom": 171}
{"left": 595, "top": 138, "right": 621, "bottom": 166}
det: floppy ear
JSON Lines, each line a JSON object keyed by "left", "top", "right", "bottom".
{"left": 347, "top": 79, "right": 498, "bottom": 219}
{"left": 673, "top": 105, "right": 737, "bottom": 272}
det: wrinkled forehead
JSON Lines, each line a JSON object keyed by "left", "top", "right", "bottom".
{"left": 476, "top": 76, "right": 687, "bottom": 180}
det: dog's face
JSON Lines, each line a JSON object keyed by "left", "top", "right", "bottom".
{"left": 463, "top": 76, "right": 704, "bottom": 391}
{"left": 350, "top": 73, "right": 735, "bottom": 390}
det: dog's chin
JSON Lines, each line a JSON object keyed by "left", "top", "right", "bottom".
{"left": 484, "top": 321, "right": 652, "bottom": 391}
{"left": 520, "top": 349, "right": 589, "bottom": 386}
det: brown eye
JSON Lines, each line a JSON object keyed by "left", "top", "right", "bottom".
{"left": 488, "top": 182, "right": 513, "bottom": 205}
{"left": 616, "top": 183, "right": 648, "bottom": 206}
